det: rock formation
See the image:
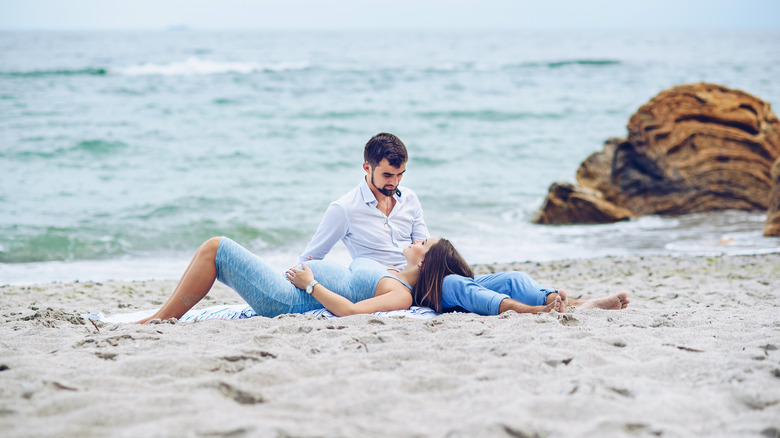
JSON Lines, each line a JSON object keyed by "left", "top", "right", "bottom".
{"left": 533, "top": 83, "right": 780, "bottom": 236}
{"left": 531, "top": 181, "right": 633, "bottom": 225}
{"left": 766, "top": 157, "right": 780, "bottom": 236}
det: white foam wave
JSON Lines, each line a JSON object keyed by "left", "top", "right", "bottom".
{"left": 0, "top": 245, "right": 352, "bottom": 286}
{"left": 116, "top": 57, "right": 309, "bottom": 76}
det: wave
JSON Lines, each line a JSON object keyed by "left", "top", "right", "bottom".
{"left": 418, "top": 59, "right": 621, "bottom": 73}
{"left": 545, "top": 59, "right": 621, "bottom": 68}
{"left": 5, "top": 139, "right": 127, "bottom": 160}
{"left": 417, "top": 110, "right": 567, "bottom": 121}
{"left": 0, "top": 67, "right": 108, "bottom": 77}
{"left": 0, "top": 58, "right": 620, "bottom": 79}
{"left": 0, "top": 59, "right": 310, "bottom": 78}
{"left": 71, "top": 139, "right": 126, "bottom": 154}
{"left": 0, "top": 219, "right": 304, "bottom": 264}
{"left": 116, "top": 57, "right": 310, "bottom": 76}
{"left": 293, "top": 110, "right": 381, "bottom": 120}
{"left": 508, "top": 59, "right": 622, "bottom": 69}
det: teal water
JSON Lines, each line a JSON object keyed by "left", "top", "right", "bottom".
{"left": 1, "top": 30, "right": 779, "bottom": 283}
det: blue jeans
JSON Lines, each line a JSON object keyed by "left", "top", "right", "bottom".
{"left": 215, "top": 237, "right": 373, "bottom": 317}
{"left": 441, "top": 272, "right": 558, "bottom": 315}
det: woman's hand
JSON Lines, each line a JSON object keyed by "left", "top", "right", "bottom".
{"left": 286, "top": 263, "right": 315, "bottom": 290}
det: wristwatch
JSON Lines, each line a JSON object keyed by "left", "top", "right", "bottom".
{"left": 305, "top": 280, "right": 318, "bottom": 295}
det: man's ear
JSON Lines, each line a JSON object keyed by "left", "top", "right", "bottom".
{"left": 363, "top": 162, "right": 371, "bottom": 173}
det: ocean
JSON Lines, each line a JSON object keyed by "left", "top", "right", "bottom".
{"left": 1, "top": 29, "right": 779, "bottom": 284}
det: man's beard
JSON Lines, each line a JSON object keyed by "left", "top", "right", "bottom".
{"left": 371, "top": 174, "right": 396, "bottom": 197}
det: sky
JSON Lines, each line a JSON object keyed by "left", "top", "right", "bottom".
{"left": 1, "top": 0, "right": 779, "bottom": 31}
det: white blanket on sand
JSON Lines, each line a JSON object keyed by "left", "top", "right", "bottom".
{"left": 82, "top": 304, "right": 438, "bottom": 323}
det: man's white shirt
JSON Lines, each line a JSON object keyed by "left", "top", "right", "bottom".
{"left": 300, "top": 178, "right": 430, "bottom": 268}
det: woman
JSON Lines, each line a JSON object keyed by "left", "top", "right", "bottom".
{"left": 139, "top": 236, "right": 567, "bottom": 324}
{"left": 140, "top": 236, "right": 417, "bottom": 323}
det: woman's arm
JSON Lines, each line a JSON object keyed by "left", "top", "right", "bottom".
{"left": 287, "top": 263, "right": 412, "bottom": 317}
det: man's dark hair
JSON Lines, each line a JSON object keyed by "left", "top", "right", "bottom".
{"left": 364, "top": 133, "right": 408, "bottom": 168}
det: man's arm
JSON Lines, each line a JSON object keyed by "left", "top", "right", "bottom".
{"left": 299, "top": 203, "right": 349, "bottom": 263}
{"left": 409, "top": 191, "right": 430, "bottom": 240}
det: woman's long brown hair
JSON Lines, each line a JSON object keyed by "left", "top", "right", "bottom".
{"left": 413, "top": 239, "right": 473, "bottom": 312}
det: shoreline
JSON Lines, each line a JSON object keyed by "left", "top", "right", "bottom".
{"left": 3, "top": 243, "right": 780, "bottom": 287}
{"left": 1, "top": 253, "right": 779, "bottom": 437}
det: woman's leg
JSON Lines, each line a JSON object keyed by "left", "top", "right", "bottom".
{"left": 137, "top": 237, "right": 221, "bottom": 323}
{"left": 214, "top": 237, "right": 328, "bottom": 317}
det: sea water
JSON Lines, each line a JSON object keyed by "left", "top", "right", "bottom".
{"left": 1, "top": 30, "right": 779, "bottom": 284}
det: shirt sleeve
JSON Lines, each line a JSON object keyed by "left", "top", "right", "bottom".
{"left": 299, "top": 203, "right": 349, "bottom": 262}
{"left": 409, "top": 192, "right": 430, "bottom": 240}
{"left": 441, "top": 275, "right": 509, "bottom": 316}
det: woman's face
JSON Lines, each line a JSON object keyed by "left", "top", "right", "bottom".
{"left": 404, "top": 238, "right": 441, "bottom": 266}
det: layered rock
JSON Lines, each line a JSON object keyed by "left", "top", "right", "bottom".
{"left": 533, "top": 83, "right": 780, "bottom": 236}
{"left": 766, "top": 157, "right": 780, "bottom": 236}
{"left": 532, "top": 181, "right": 633, "bottom": 225}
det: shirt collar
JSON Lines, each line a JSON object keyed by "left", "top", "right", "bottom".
{"left": 359, "top": 177, "right": 402, "bottom": 206}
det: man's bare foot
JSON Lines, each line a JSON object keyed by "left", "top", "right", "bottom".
{"left": 539, "top": 295, "right": 564, "bottom": 313}
{"left": 579, "top": 292, "right": 629, "bottom": 310}
{"left": 558, "top": 290, "right": 569, "bottom": 308}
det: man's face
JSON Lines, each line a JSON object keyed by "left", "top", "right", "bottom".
{"left": 365, "top": 158, "right": 406, "bottom": 197}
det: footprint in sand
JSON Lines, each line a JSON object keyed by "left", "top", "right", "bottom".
{"left": 210, "top": 355, "right": 262, "bottom": 373}
{"left": 21, "top": 308, "right": 85, "bottom": 327}
{"left": 445, "top": 423, "right": 542, "bottom": 438}
{"left": 761, "top": 427, "right": 779, "bottom": 438}
{"left": 74, "top": 333, "right": 159, "bottom": 349}
{"left": 213, "top": 381, "right": 264, "bottom": 405}
{"left": 557, "top": 314, "right": 579, "bottom": 326}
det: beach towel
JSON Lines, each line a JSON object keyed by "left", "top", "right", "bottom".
{"left": 82, "top": 305, "right": 438, "bottom": 324}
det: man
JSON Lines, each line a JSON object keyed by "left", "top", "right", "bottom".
{"left": 299, "top": 132, "right": 428, "bottom": 268}
{"left": 300, "top": 133, "right": 607, "bottom": 315}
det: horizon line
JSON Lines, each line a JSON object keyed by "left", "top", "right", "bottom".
{"left": 2, "top": 25, "right": 779, "bottom": 32}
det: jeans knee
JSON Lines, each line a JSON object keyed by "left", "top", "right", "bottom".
{"left": 505, "top": 271, "right": 531, "bottom": 287}
{"left": 202, "top": 236, "right": 222, "bottom": 259}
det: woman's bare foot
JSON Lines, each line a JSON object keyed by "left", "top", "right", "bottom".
{"left": 135, "top": 315, "right": 156, "bottom": 324}
{"left": 579, "top": 292, "right": 629, "bottom": 310}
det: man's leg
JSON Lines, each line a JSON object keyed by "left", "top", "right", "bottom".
{"left": 474, "top": 271, "right": 565, "bottom": 306}
{"left": 442, "top": 273, "right": 561, "bottom": 315}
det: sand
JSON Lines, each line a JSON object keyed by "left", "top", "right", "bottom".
{"left": 1, "top": 253, "right": 779, "bottom": 437}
